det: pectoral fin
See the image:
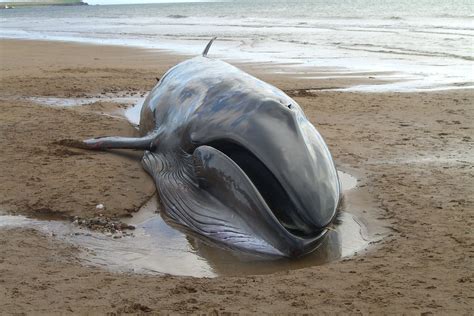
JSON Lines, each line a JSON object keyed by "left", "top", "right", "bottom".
{"left": 83, "top": 133, "right": 158, "bottom": 150}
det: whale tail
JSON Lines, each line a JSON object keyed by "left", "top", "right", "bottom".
{"left": 202, "top": 37, "right": 217, "bottom": 57}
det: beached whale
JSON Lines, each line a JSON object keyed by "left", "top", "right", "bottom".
{"left": 83, "top": 38, "right": 341, "bottom": 257}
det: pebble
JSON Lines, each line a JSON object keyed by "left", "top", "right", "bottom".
{"left": 70, "top": 215, "right": 136, "bottom": 239}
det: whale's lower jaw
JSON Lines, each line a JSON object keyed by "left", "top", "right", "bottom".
{"left": 141, "top": 150, "right": 283, "bottom": 256}
{"left": 141, "top": 150, "right": 328, "bottom": 257}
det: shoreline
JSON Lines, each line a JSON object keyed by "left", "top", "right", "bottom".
{"left": 0, "top": 37, "right": 390, "bottom": 91}
{"left": 0, "top": 39, "right": 472, "bottom": 314}
{"left": 1, "top": 27, "right": 472, "bottom": 92}
{"left": 2, "top": 37, "right": 472, "bottom": 96}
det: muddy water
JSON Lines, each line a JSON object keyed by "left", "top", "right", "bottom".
{"left": 0, "top": 171, "right": 383, "bottom": 278}
{"left": 27, "top": 95, "right": 144, "bottom": 108}
{"left": 20, "top": 95, "right": 147, "bottom": 127}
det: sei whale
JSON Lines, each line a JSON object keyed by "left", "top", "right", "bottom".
{"left": 84, "top": 38, "right": 341, "bottom": 257}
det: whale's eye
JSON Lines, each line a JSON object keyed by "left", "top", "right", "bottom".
{"left": 287, "top": 104, "right": 292, "bottom": 109}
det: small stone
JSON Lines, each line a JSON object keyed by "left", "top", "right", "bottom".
{"left": 96, "top": 204, "right": 105, "bottom": 210}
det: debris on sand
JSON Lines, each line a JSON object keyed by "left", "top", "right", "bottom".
{"left": 72, "top": 216, "right": 135, "bottom": 238}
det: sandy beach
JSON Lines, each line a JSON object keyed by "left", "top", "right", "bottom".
{"left": 0, "top": 39, "right": 473, "bottom": 314}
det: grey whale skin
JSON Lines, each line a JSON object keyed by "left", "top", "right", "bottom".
{"left": 84, "top": 39, "right": 341, "bottom": 257}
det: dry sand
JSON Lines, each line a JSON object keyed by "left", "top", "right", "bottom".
{"left": 0, "top": 39, "right": 473, "bottom": 314}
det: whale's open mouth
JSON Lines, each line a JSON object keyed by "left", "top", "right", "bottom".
{"left": 205, "top": 140, "right": 323, "bottom": 238}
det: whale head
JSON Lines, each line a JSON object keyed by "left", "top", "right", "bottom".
{"left": 177, "top": 84, "right": 341, "bottom": 257}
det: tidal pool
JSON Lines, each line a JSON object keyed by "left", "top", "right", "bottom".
{"left": 0, "top": 171, "right": 381, "bottom": 278}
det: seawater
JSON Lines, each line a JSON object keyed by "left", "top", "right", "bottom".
{"left": 1, "top": 0, "right": 473, "bottom": 91}
{"left": 0, "top": 171, "right": 377, "bottom": 277}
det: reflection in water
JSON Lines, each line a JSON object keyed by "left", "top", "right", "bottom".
{"left": 109, "top": 170, "right": 367, "bottom": 277}
{"left": 0, "top": 171, "right": 372, "bottom": 277}
{"left": 180, "top": 211, "right": 368, "bottom": 276}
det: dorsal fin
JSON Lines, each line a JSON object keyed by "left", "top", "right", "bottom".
{"left": 202, "top": 37, "right": 217, "bottom": 57}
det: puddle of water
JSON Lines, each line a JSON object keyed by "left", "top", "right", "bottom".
{"left": 29, "top": 97, "right": 98, "bottom": 107}
{"left": 338, "top": 170, "right": 357, "bottom": 191}
{"left": 0, "top": 171, "right": 375, "bottom": 278}
{"left": 28, "top": 96, "right": 143, "bottom": 107}
{"left": 367, "top": 154, "right": 474, "bottom": 166}
{"left": 124, "top": 200, "right": 369, "bottom": 277}
{"left": 124, "top": 99, "right": 144, "bottom": 126}
{"left": 0, "top": 210, "right": 368, "bottom": 278}
{"left": 28, "top": 96, "right": 144, "bottom": 107}
{"left": 25, "top": 95, "right": 146, "bottom": 127}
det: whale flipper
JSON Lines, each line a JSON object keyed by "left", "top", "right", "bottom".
{"left": 83, "top": 134, "right": 156, "bottom": 150}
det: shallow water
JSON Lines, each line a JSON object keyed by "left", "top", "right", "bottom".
{"left": 28, "top": 95, "right": 145, "bottom": 108}
{"left": 339, "top": 171, "right": 358, "bottom": 191}
{"left": 124, "top": 98, "right": 146, "bottom": 125}
{"left": 22, "top": 95, "right": 147, "bottom": 125}
{"left": 0, "top": 171, "right": 377, "bottom": 278}
{"left": 1, "top": 0, "right": 472, "bottom": 91}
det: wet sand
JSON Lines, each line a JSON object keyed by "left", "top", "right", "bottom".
{"left": 0, "top": 39, "right": 473, "bottom": 314}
